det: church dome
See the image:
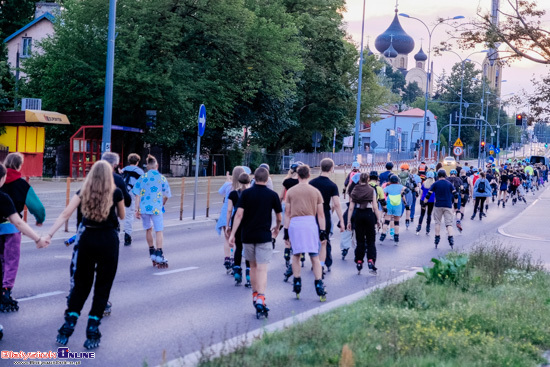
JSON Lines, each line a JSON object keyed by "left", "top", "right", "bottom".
{"left": 383, "top": 43, "right": 398, "bottom": 58}
{"left": 375, "top": 10, "right": 415, "bottom": 55}
{"left": 414, "top": 47, "right": 427, "bottom": 61}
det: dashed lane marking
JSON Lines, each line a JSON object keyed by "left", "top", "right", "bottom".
{"left": 18, "top": 291, "right": 65, "bottom": 302}
{"left": 153, "top": 267, "right": 199, "bottom": 276}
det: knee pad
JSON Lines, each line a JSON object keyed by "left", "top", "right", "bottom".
{"left": 384, "top": 220, "right": 390, "bottom": 226}
{"left": 394, "top": 220, "right": 400, "bottom": 227}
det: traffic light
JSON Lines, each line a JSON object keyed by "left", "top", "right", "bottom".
{"left": 481, "top": 141, "right": 485, "bottom": 153}
{"left": 516, "top": 114, "right": 523, "bottom": 126}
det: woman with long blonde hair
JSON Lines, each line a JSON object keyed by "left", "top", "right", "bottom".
{"left": 46, "top": 160, "right": 125, "bottom": 350}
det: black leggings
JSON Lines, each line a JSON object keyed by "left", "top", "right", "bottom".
{"left": 353, "top": 208, "right": 377, "bottom": 264}
{"left": 67, "top": 227, "right": 119, "bottom": 318}
{"left": 418, "top": 202, "right": 434, "bottom": 227}
{"left": 233, "top": 227, "right": 250, "bottom": 270}
{"left": 473, "top": 197, "right": 487, "bottom": 216}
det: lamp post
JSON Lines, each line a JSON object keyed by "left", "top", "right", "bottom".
{"left": 353, "top": 0, "right": 367, "bottom": 161}
{"left": 496, "top": 92, "right": 514, "bottom": 164}
{"left": 400, "top": 13, "right": 464, "bottom": 160}
{"left": 101, "top": 0, "right": 117, "bottom": 154}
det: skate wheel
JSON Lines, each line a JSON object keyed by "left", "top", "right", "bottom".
{"left": 320, "top": 296, "right": 326, "bottom": 302}
{"left": 296, "top": 294, "right": 300, "bottom": 300}
{"left": 103, "top": 311, "right": 111, "bottom": 317}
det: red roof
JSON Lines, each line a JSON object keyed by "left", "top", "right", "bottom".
{"left": 396, "top": 108, "right": 427, "bottom": 118}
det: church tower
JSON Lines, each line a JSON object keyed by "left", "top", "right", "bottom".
{"left": 374, "top": 6, "right": 415, "bottom": 71}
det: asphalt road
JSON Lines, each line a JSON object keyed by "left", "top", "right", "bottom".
{"left": 3, "top": 181, "right": 550, "bottom": 366}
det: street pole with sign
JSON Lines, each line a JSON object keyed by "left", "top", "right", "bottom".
{"left": 193, "top": 104, "right": 206, "bottom": 220}
{"left": 101, "top": 0, "right": 117, "bottom": 153}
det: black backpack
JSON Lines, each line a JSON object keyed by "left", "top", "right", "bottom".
{"left": 122, "top": 170, "right": 142, "bottom": 190}
{"left": 477, "top": 180, "right": 486, "bottom": 193}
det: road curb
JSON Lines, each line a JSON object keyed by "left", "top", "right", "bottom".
{"left": 157, "top": 270, "right": 418, "bottom": 367}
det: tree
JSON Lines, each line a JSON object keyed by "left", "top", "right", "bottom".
{"left": 459, "top": 0, "right": 550, "bottom": 64}
{"left": 0, "top": 44, "right": 14, "bottom": 111}
{"left": 402, "top": 81, "right": 423, "bottom": 105}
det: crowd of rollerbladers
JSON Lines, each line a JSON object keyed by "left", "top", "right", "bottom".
{"left": 0, "top": 152, "right": 171, "bottom": 349}
{"left": 217, "top": 157, "right": 549, "bottom": 319}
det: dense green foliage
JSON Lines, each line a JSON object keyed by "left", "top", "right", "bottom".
{"left": 19, "top": 0, "right": 397, "bottom": 155}
{"left": 200, "top": 243, "right": 550, "bottom": 367}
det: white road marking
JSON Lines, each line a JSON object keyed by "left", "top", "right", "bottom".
{"left": 54, "top": 255, "right": 72, "bottom": 259}
{"left": 18, "top": 291, "right": 65, "bottom": 302}
{"left": 153, "top": 267, "right": 199, "bottom": 276}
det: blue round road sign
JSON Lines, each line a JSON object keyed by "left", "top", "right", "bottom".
{"left": 198, "top": 104, "right": 206, "bottom": 137}
{"left": 486, "top": 156, "right": 495, "bottom": 163}
{"left": 495, "top": 147, "right": 501, "bottom": 154}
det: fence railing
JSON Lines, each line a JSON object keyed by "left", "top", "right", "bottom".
{"left": 292, "top": 151, "right": 417, "bottom": 167}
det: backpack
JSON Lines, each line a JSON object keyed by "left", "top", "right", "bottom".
{"left": 460, "top": 176, "right": 469, "bottom": 194}
{"left": 512, "top": 176, "right": 521, "bottom": 186}
{"left": 476, "top": 180, "right": 486, "bottom": 193}
{"left": 122, "top": 169, "right": 142, "bottom": 190}
{"left": 398, "top": 171, "right": 414, "bottom": 189}
{"left": 418, "top": 163, "right": 427, "bottom": 174}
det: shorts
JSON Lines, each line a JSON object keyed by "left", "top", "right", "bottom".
{"left": 433, "top": 207, "right": 454, "bottom": 227}
{"left": 386, "top": 204, "right": 403, "bottom": 217}
{"left": 141, "top": 213, "right": 164, "bottom": 232}
{"left": 244, "top": 242, "right": 272, "bottom": 264}
{"left": 499, "top": 184, "right": 508, "bottom": 191}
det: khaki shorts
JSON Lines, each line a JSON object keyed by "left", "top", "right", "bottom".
{"left": 244, "top": 242, "right": 272, "bottom": 264}
{"left": 433, "top": 207, "right": 454, "bottom": 227}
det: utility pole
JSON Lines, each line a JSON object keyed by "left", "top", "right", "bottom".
{"left": 101, "top": 0, "right": 117, "bottom": 153}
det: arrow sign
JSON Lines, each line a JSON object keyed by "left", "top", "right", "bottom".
{"left": 198, "top": 104, "right": 206, "bottom": 137}
{"left": 454, "top": 138, "right": 463, "bottom": 147}
{"left": 495, "top": 147, "right": 501, "bottom": 154}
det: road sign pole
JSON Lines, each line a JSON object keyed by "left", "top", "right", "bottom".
{"left": 192, "top": 135, "right": 200, "bottom": 220}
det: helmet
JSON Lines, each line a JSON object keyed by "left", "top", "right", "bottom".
{"left": 389, "top": 174, "right": 399, "bottom": 184}
{"left": 259, "top": 163, "right": 270, "bottom": 171}
{"left": 437, "top": 169, "right": 447, "bottom": 178}
{"left": 472, "top": 167, "right": 479, "bottom": 172}
{"left": 400, "top": 163, "right": 409, "bottom": 170}
{"left": 369, "top": 171, "right": 379, "bottom": 179}
{"left": 429, "top": 164, "right": 436, "bottom": 170}
{"left": 491, "top": 163, "right": 496, "bottom": 167}
{"left": 243, "top": 166, "right": 252, "bottom": 175}
{"left": 351, "top": 161, "right": 360, "bottom": 169}
{"left": 290, "top": 161, "right": 303, "bottom": 172}
{"left": 386, "top": 162, "right": 394, "bottom": 170}
{"left": 426, "top": 171, "right": 435, "bottom": 178}
{"left": 450, "top": 169, "right": 457, "bottom": 175}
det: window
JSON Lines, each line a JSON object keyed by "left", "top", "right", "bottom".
{"left": 22, "top": 38, "right": 32, "bottom": 58}
{"left": 401, "top": 132, "right": 408, "bottom": 152}
{"left": 413, "top": 124, "right": 420, "bottom": 132}
{"left": 417, "top": 61, "right": 422, "bottom": 68}
{"left": 385, "top": 130, "right": 390, "bottom": 149}
{"left": 400, "top": 58, "right": 405, "bottom": 69}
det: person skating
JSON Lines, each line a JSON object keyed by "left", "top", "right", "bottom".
{"left": 226, "top": 172, "right": 252, "bottom": 287}
{"left": 284, "top": 165, "right": 327, "bottom": 301}
{"left": 458, "top": 169, "right": 470, "bottom": 222}
{"left": 397, "top": 163, "right": 415, "bottom": 229}
{"left": 409, "top": 167, "right": 422, "bottom": 222}
{"left": 280, "top": 163, "right": 302, "bottom": 275}
{"left": 309, "top": 158, "right": 345, "bottom": 274}
{"left": 45, "top": 161, "right": 125, "bottom": 349}
{"left": 0, "top": 153, "right": 46, "bottom": 312}
{"left": 379, "top": 162, "right": 394, "bottom": 186}
{"left": 446, "top": 169, "right": 463, "bottom": 232}
{"left": 471, "top": 172, "right": 492, "bottom": 220}
{"left": 381, "top": 175, "right": 406, "bottom": 244}
{"left": 228, "top": 167, "right": 282, "bottom": 318}
{"left": 216, "top": 166, "right": 246, "bottom": 274}
{"left": 133, "top": 155, "right": 172, "bottom": 268}
{"left": 343, "top": 161, "right": 360, "bottom": 195}
{"left": 497, "top": 170, "right": 510, "bottom": 208}
{"left": 121, "top": 153, "right": 144, "bottom": 246}
{"left": 416, "top": 171, "right": 435, "bottom": 235}
{"left": 424, "top": 170, "right": 459, "bottom": 248}
{"left": 348, "top": 173, "right": 381, "bottom": 275}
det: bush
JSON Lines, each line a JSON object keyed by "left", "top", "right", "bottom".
{"left": 417, "top": 254, "right": 468, "bottom": 285}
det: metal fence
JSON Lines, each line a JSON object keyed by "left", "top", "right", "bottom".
{"left": 293, "top": 151, "right": 416, "bottom": 167}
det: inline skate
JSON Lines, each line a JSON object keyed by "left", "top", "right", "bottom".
{"left": 293, "top": 277, "right": 302, "bottom": 299}
{"left": 356, "top": 260, "right": 363, "bottom": 275}
{"left": 233, "top": 266, "right": 242, "bottom": 286}
{"left": 153, "top": 249, "right": 168, "bottom": 269}
{"left": 56, "top": 312, "right": 79, "bottom": 346}
{"left": 244, "top": 267, "right": 251, "bottom": 288}
{"left": 315, "top": 279, "right": 327, "bottom": 302}
{"left": 255, "top": 294, "right": 269, "bottom": 319}
{"left": 0, "top": 288, "right": 18, "bottom": 312}
{"left": 83, "top": 316, "right": 101, "bottom": 350}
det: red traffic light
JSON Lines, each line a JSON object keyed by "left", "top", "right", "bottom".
{"left": 517, "top": 114, "right": 522, "bottom": 119}
{"left": 481, "top": 141, "right": 485, "bottom": 146}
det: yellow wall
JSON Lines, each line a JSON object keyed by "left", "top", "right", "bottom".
{"left": 0, "top": 126, "right": 45, "bottom": 153}
{"left": 0, "top": 126, "right": 17, "bottom": 151}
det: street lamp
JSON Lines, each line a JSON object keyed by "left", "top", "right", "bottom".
{"left": 496, "top": 92, "right": 515, "bottom": 164}
{"left": 400, "top": 13, "right": 464, "bottom": 160}
{"left": 102, "top": 0, "right": 117, "bottom": 153}
{"left": 353, "top": 0, "right": 367, "bottom": 161}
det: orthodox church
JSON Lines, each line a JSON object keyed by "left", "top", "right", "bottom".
{"left": 371, "top": 7, "right": 432, "bottom": 95}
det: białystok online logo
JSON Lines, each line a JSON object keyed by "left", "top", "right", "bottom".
{"left": 2, "top": 348, "right": 95, "bottom": 360}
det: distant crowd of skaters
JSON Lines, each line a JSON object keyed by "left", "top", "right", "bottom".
{"left": 216, "top": 157, "right": 548, "bottom": 318}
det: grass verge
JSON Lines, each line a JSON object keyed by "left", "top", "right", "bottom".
{"left": 199, "top": 241, "right": 550, "bottom": 367}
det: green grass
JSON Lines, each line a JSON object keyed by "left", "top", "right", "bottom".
{"left": 199, "top": 243, "right": 550, "bottom": 367}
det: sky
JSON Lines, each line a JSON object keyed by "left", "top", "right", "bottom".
{"left": 342, "top": 0, "right": 550, "bottom": 110}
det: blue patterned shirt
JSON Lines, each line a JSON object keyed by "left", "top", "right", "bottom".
{"left": 132, "top": 170, "right": 172, "bottom": 215}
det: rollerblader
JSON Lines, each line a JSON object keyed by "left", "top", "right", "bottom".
{"left": 497, "top": 170, "right": 510, "bottom": 208}
{"left": 348, "top": 173, "right": 381, "bottom": 275}
{"left": 381, "top": 175, "right": 406, "bottom": 245}
{"left": 284, "top": 165, "right": 327, "bottom": 301}
{"left": 446, "top": 170, "right": 462, "bottom": 232}
{"left": 343, "top": 161, "right": 360, "bottom": 196}
{"left": 45, "top": 161, "right": 125, "bottom": 349}
{"left": 121, "top": 153, "right": 144, "bottom": 246}
{"left": 416, "top": 172, "right": 435, "bottom": 235}
{"left": 471, "top": 172, "right": 492, "bottom": 220}
{"left": 458, "top": 169, "right": 470, "bottom": 227}
{"left": 133, "top": 155, "right": 171, "bottom": 268}
{"left": 397, "top": 163, "right": 415, "bottom": 229}
{"left": 280, "top": 163, "right": 301, "bottom": 280}
{"left": 226, "top": 172, "right": 251, "bottom": 286}
{"left": 424, "top": 170, "right": 458, "bottom": 249}
{"left": 379, "top": 162, "right": 394, "bottom": 186}
{"left": 309, "top": 158, "right": 345, "bottom": 274}
{"left": 228, "top": 167, "right": 282, "bottom": 318}
{"left": 0, "top": 153, "right": 46, "bottom": 313}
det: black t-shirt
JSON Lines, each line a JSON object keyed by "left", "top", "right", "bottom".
{"left": 114, "top": 173, "right": 132, "bottom": 207}
{"left": 486, "top": 173, "right": 495, "bottom": 184}
{"left": 0, "top": 178, "right": 30, "bottom": 215}
{"left": 500, "top": 174, "right": 509, "bottom": 185}
{"left": 80, "top": 188, "right": 123, "bottom": 229}
{"left": 228, "top": 189, "right": 244, "bottom": 227}
{"left": 237, "top": 185, "right": 282, "bottom": 244}
{"left": 0, "top": 191, "right": 17, "bottom": 223}
{"left": 309, "top": 176, "right": 339, "bottom": 227}
{"left": 282, "top": 178, "right": 299, "bottom": 191}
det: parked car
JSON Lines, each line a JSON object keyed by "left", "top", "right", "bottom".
{"left": 528, "top": 155, "right": 549, "bottom": 166}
